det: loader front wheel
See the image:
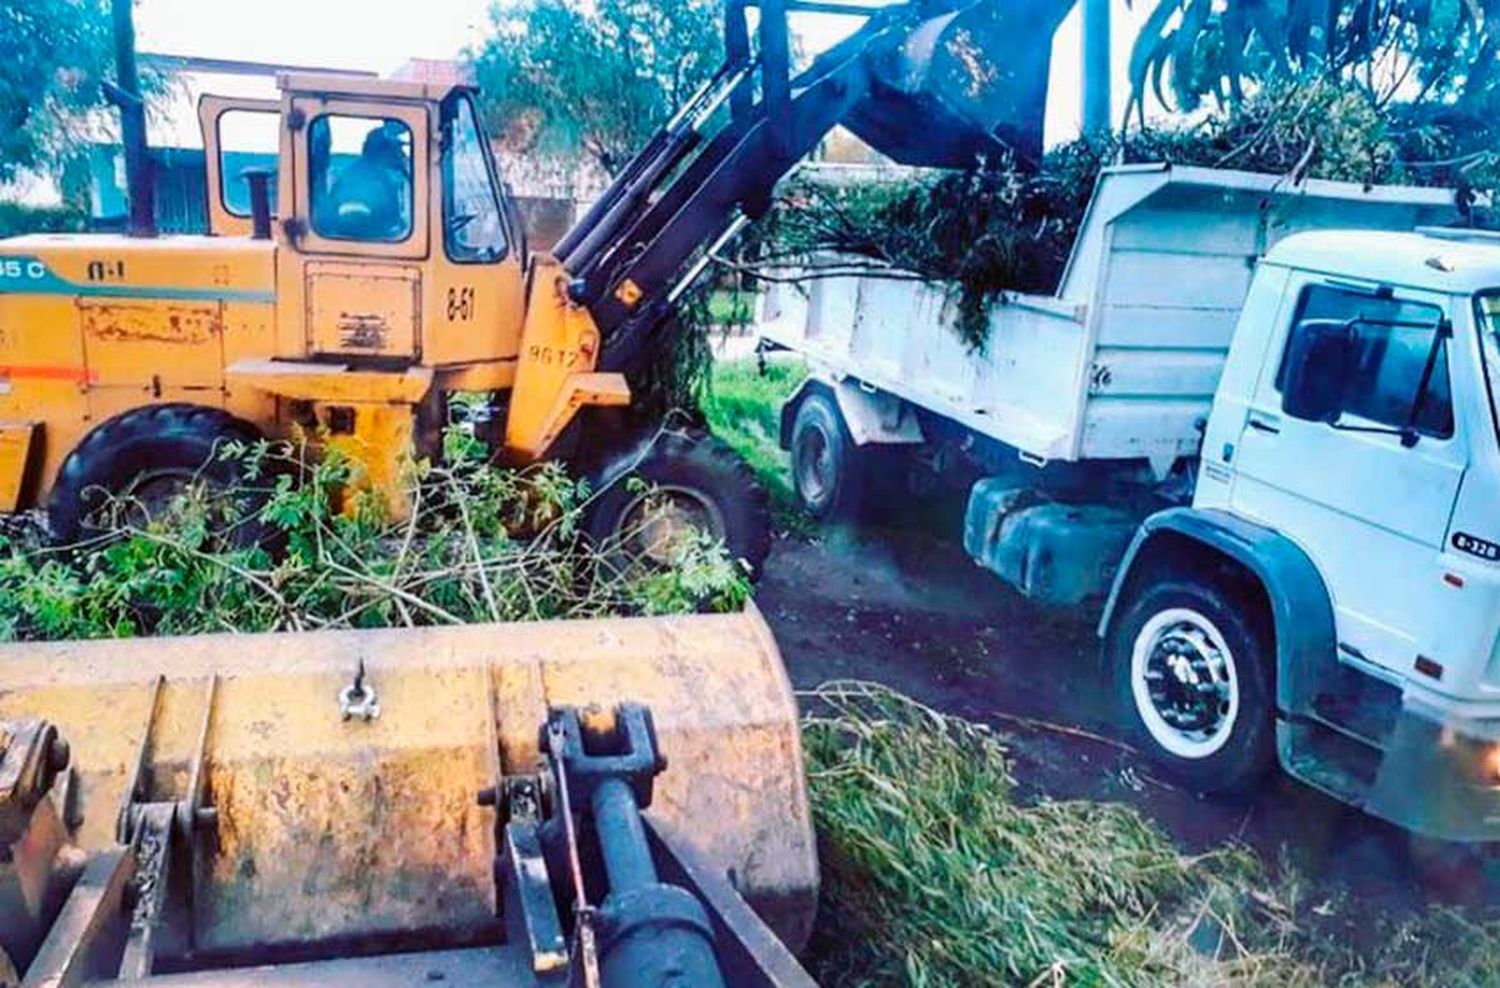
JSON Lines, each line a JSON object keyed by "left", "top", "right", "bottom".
{"left": 49, "top": 404, "right": 272, "bottom": 546}
{"left": 588, "top": 431, "right": 772, "bottom": 578}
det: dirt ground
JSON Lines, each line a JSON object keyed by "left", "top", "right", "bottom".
{"left": 755, "top": 514, "right": 1497, "bottom": 916}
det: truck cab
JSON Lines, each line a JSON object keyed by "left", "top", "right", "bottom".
{"left": 1108, "top": 228, "right": 1500, "bottom": 840}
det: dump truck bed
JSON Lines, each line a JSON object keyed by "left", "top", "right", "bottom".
{"left": 759, "top": 164, "right": 1457, "bottom": 472}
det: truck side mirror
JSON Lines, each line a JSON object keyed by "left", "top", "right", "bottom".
{"left": 1283, "top": 319, "right": 1356, "bottom": 423}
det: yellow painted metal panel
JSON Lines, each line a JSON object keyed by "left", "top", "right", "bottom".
{"left": 0, "top": 293, "right": 89, "bottom": 504}
{"left": 320, "top": 401, "right": 419, "bottom": 518}
{"left": 226, "top": 360, "right": 433, "bottom": 404}
{"left": 0, "top": 237, "right": 274, "bottom": 301}
{"left": 0, "top": 421, "right": 37, "bottom": 511}
{"left": 434, "top": 359, "right": 517, "bottom": 393}
{"left": 78, "top": 298, "right": 225, "bottom": 387}
{"left": 0, "top": 606, "right": 818, "bottom": 956}
{"left": 305, "top": 262, "right": 421, "bottom": 359}
{"left": 504, "top": 256, "right": 629, "bottom": 461}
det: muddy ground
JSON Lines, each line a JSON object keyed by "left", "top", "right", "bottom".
{"left": 756, "top": 514, "right": 1495, "bottom": 916}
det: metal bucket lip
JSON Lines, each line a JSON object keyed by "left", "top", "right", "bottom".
{"left": 0, "top": 601, "right": 779, "bottom": 687}
{"left": 0, "top": 600, "right": 822, "bottom": 953}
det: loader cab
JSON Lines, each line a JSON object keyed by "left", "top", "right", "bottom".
{"left": 199, "top": 74, "right": 528, "bottom": 370}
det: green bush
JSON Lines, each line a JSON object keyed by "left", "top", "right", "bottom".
{"left": 0, "top": 433, "right": 749, "bottom": 642}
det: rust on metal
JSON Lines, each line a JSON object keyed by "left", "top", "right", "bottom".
{"left": 0, "top": 605, "right": 819, "bottom": 963}
{"left": 80, "top": 302, "right": 219, "bottom": 346}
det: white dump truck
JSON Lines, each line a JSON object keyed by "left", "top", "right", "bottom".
{"left": 760, "top": 162, "right": 1500, "bottom": 840}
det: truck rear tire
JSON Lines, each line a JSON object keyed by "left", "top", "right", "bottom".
{"left": 1107, "top": 579, "right": 1276, "bottom": 794}
{"left": 790, "top": 392, "right": 863, "bottom": 521}
{"left": 587, "top": 430, "right": 772, "bottom": 578}
{"left": 48, "top": 404, "right": 271, "bottom": 546}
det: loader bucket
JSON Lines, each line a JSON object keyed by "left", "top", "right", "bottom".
{"left": 0, "top": 604, "right": 817, "bottom": 978}
{"left": 846, "top": 0, "right": 1069, "bottom": 168}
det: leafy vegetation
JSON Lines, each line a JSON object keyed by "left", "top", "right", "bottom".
{"left": 470, "top": 0, "right": 722, "bottom": 176}
{"left": 0, "top": 432, "right": 750, "bottom": 642}
{"left": 741, "top": 76, "right": 1493, "bottom": 351}
{"left": 1131, "top": 0, "right": 1500, "bottom": 115}
{"left": 803, "top": 682, "right": 1500, "bottom": 987}
{"left": 1, "top": 0, "right": 108, "bottom": 182}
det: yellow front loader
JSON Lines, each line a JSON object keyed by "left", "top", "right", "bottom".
{"left": 0, "top": 0, "right": 1059, "bottom": 981}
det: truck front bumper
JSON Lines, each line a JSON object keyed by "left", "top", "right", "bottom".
{"left": 1296, "top": 697, "right": 1500, "bottom": 843}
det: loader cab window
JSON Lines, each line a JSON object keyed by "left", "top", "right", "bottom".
{"left": 1277, "top": 283, "right": 1453, "bottom": 439}
{"left": 309, "top": 115, "right": 414, "bottom": 243}
{"left": 441, "top": 94, "right": 508, "bottom": 263}
{"left": 217, "top": 108, "right": 280, "bottom": 217}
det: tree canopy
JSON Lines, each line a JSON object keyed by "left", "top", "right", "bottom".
{"left": 469, "top": 0, "right": 722, "bottom": 177}
{"left": 1131, "top": 0, "right": 1499, "bottom": 113}
{"left": 0, "top": 0, "right": 114, "bottom": 184}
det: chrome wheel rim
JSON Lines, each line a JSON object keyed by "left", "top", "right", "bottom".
{"left": 1130, "top": 607, "right": 1239, "bottom": 759}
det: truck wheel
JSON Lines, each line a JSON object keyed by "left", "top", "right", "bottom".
{"left": 790, "top": 392, "right": 862, "bottom": 520}
{"left": 1108, "top": 579, "right": 1275, "bottom": 794}
{"left": 49, "top": 404, "right": 271, "bottom": 546}
{"left": 588, "top": 431, "right": 772, "bottom": 577}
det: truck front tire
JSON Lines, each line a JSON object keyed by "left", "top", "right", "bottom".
{"left": 587, "top": 430, "right": 772, "bottom": 578}
{"left": 1107, "top": 579, "right": 1276, "bottom": 794}
{"left": 49, "top": 404, "right": 271, "bottom": 546}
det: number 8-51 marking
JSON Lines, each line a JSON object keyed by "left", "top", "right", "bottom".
{"left": 447, "top": 286, "right": 476, "bottom": 322}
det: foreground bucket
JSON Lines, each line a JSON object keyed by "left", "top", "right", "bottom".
{"left": 0, "top": 603, "right": 817, "bottom": 966}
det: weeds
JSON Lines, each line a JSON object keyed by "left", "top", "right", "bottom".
{"left": 0, "top": 431, "right": 750, "bottom": 642}
{"left": 801, "top": 682, "right": 1500, "bottom": 987}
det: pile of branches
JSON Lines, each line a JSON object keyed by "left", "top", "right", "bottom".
{"left": 735, "top": 79, "right": 1498, "bottom": 351}
{"left": 0, "top": 430, "right": 749, "bottom": 642}
{"left": 802, "top": 681, "right": 1500, "bottom": 987}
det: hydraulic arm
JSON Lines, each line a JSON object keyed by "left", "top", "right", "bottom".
{"left": 552, "top": 0, "right": 1066, "bottom": 376}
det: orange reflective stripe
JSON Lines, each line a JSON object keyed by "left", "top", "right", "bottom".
{"left": 0, "top": 365, "right": 95, "bottom": 383}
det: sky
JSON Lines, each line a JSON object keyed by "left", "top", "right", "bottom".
{"left": 134, "top": 0, "right": 1159, "bottom": 146}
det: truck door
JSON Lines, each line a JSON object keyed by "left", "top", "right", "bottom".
{"left": 278, "top": 97, "right": 430, "bottom": 362}
{"left": 1229, "top": 277, "right": 1464, "bottom": 680}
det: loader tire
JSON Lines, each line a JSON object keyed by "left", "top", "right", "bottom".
{"left": 790, "top": 391, "right": 862, "bottom": 521}
{"left": 1107, "top": 579, "right": 1276, "bottom": 795}
{"left": 588, "top": 430, "right": 772, "bottom": 578}
{"left": 49, "top": 404, "right": 272, "bottom": 547}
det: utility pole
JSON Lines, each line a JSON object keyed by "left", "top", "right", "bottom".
{"left": 1081, "top": 0, "right": 1111, "bottom": 134}
{"left": 108, "top": 0, "right": 156, "bottom": 237}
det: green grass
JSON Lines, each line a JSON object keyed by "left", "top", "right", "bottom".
{"left": 702, "top": 356, "right": 810, "bottom": 534}
{"left": 706, "top": 289, "right": 758, "bottom": 326}
{"left": 802, "top": 682, "right": 1500, "bottom": 987}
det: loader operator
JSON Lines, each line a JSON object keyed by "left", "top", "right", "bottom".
{"left": 312, "top": 120, "right": 410, "bottom": 242}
